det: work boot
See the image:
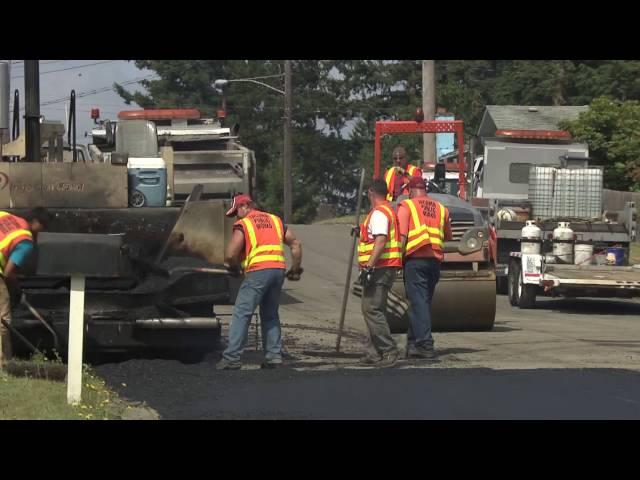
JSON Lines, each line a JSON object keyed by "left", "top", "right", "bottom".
{"left": 216, "top": 358, "right": 242, "bottom": 370}
{"left": 281, "top": 347, "right": 296, "bottom": 361}
{"left": 261, "top": 358, "right": 283, "bottom": 369}
{"left": 409, "top": 345, "right": 436, "bottom": 359}
{"left": 377, "top": 349, "right": 399, "bottom": 367}
{"left": 359, "top": 353, "right": 381, "bottom": 365}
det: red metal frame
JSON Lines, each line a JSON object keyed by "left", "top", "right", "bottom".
{"left": 374, "top": 120, "right": 466, "bottom": 199}
{"left": 118, "top": 109, "right": 201, "bottom": 120}
{"left": 495, "top": 129, "right": 571, "bottom": 140}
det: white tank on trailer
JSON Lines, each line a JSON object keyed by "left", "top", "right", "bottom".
{"left": 553, "top": 222, "right": 574, "bottom": 264}
{"left": 521, "top": 220, "right": 542, "bottom": 254}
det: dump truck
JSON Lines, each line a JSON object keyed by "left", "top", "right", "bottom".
{"left": 0, "top": 74, "right": 250, "bottom": 357}
{"left": 353, "top": 116, "right": 496, "bottom": 331}
{"left": 89, "top": 108, "right": 256, "bottom": 206}
{"left": 472, "top": 132, "right": 640, "bottom": 308}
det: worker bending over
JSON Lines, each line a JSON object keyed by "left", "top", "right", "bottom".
{"left": 218, "top": 194, "right": 303, "bottom": 370}
{"left": 0, "top": 207, "right": 51, "bottom": 369}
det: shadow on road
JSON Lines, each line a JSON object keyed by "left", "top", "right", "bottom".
{"left": 280, "top": 291, "right": 304, "bottom": 305}
{"left": 577, "top": 339, "right": 640, "bottom": 348}
{"left": 86, "top": 346, "right": 221, "bottom": 367}
{"left": 491, "top": 323, "right": 522, "bottom": 333}
{"left": 301, "top": 350, "right": 361, "bottom": 359}
{"left": 437, "top": 347, "right": 485, "bottom": 356}
{"left": 535, "top": 298, "right": 640, "bottom": 316}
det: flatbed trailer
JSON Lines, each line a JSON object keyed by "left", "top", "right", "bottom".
{"left": 508, "top": 251, "right": 640, "bottom": 308}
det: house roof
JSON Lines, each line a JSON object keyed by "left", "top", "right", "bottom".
{"left": 478, "top": 105, "right": 589, "bottom": 138}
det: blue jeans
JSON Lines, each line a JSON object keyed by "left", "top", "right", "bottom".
{"left": 404, "top": 257, "right": 441, "bottom": 349}
{"left": 223, "top": 268, "right": 285, "bottom": 363}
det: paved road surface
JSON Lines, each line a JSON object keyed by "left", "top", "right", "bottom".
{"left": 95, "top": 360, "right": 640, "bottom": 419}
{"left": 94, "top": 224, "right": 640, "bottom": 419}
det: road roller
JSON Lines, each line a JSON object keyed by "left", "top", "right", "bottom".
{"left": 353, "top": 117, "right": 496, "bottom": 332}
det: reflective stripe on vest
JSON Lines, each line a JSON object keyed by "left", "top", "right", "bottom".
{"left": 0, "top": 211, "right": 33, "bottom": 275}
{"left": 384, "top": 165, "right": 419, "bottom": 201}
{"left": 357, "top": 203, "right": 403, "bottom": 267}
{"left": 402, "top": 198, "right": 445, "bottom": 256}
{"left": 237, "top": 211, "right": 286, "bottom": 272}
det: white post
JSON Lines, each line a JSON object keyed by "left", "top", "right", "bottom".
{"left": 67, "top": 274, "right": 86, "bottom": 405}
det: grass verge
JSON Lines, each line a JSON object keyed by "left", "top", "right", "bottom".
{"left": 1, "top": 353, "right": 130, "bottom": 420}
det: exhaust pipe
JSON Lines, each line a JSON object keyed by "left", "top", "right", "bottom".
{"left": 134, "top": 317, "right": 221, "bottom": 329}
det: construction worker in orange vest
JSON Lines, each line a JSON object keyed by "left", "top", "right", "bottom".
{"left": 217, "top": 194, "right": 303, "bottom": 370}
{"left": 384, "top": 146, "right": 423, "bottom": 201}
{"left": 355, "top": 179, "right": 403, "bottom": 367}
{"left": 397, "top": 176, "right": 452, "bottom": 359}
{"left": 0, "top": 207, "right": 51, "bottom": 369}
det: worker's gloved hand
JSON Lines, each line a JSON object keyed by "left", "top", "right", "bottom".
{"left": 286, "top": 267, "right": 303, "bottom": 281}
{"left": 224, "top": 263, "right": 242, "bottom": 277}
{"left": 350, "top": 226, "right": 360, "bottom": 238}
{"left": 359, "top": 266, "right": 375, "bottom": 287}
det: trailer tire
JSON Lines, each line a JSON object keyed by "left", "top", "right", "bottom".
{"left": 519, "top": 283, "right": 537, "bottom": 309}
{"left": 508, "top": 261, "right": 520, "bottom": 306}
{"left": 509, "top": 260, "right": 538, "bottom": 308}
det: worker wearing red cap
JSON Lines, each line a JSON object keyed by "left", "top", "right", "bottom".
{"left": 216, "top": 194, "right": 303, "bottom": 370}
{"left": 384, "top": 146, "right": 423, "bottom": 201}
{"left": 397, "top": 176, "right": 452, "bottom": 359}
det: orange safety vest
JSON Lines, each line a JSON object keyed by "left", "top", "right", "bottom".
{"left": 0, "top": 211, "right": 33, "bottom": 275}
{"left": 384, "top": 164, "right": 420, "bottom": 201}
{"left": 235, "top": 210, "right": 286, "bottom": 273}
{"left": 357, "top": 203, "right": 402, "bottom": 268}
{"left": 400, "top": 197, "right": 446, "bottom": 257}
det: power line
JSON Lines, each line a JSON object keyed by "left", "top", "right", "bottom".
{"left": 11, "top": 60, "right": 119, "bottom": 79}
{"left": 10, "top": 60, "right": 68, "bottom": 67}
{"left": 42, "top": 75, "right": 156, "bottom": 105}
{"left": 12, "top": 75, "right": 156, "bottom": 112}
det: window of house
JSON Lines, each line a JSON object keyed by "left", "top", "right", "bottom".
{"left": 509, "top": 163, "right": 531, "bottom": 184}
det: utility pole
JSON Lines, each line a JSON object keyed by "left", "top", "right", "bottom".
{"left": 24, "top": 60, "right": 40, "bottom": 162}
{"left": 422, "top": 60, "right": 436, "bottom": 164}
{"left": 283, "top": 60, "right": 293, "bottom": 224}
{"left": 0, "top": 61, "right": 9, "bottom": 146}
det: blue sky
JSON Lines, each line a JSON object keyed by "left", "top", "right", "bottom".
{"left": 4, "top": 60, "right": 358, "bottom": 144}
{"left": 7, "top": 60, "right": 150, "bottom": 144}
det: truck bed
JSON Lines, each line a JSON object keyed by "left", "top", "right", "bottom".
{"left": 543, "top": 264, "right": 640, "bottom": 286}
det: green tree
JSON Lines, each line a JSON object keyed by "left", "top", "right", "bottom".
{"left": 561, "top": 96, "right": 640, "bottom": 191}
{"left": 114, "top": 60, "right": 640, "bottom": 219}
{"left": 115, "top": 60, "right": 359, "bottom": 222}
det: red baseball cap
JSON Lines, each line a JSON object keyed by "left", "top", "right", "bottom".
{"left": 408, "top": 176, "right": 427, "bottom": 189}
{"left": 225, "top": 194, "right": 253, "bottom": 217}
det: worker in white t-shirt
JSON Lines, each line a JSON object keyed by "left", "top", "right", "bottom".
{"left": 352, "top": 179, "right": 403, "bottom": 367}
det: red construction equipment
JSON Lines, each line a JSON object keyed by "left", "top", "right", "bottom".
{"left": 373, "top": 119, "right": 467, "bottom": 199}
{"left": 364, "top": 116, "right": 496, "bottom": 331}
